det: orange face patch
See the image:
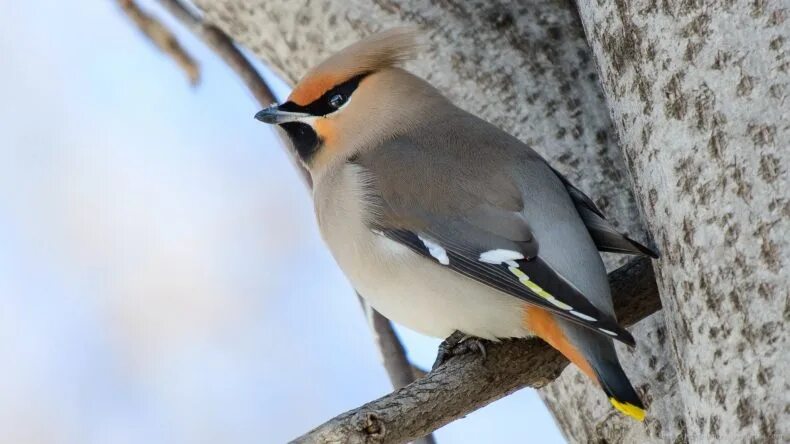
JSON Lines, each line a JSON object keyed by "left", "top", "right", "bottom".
{"left": 288, "top": 73, "right": 345, "bottom": 106}
{"left": 313, "top": 118, "right": 337, "bottom": 145}
{"left": 307, "top": 117, "right": 341, "bottom": 171}
{"left": 524, "top": 306, "right": 597, "bottom": 381}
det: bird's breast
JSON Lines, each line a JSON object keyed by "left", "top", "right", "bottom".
{"left": 312, "top": 163, "right": 530, "bottom": 339}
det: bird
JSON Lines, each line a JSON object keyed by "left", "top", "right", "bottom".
{"left": 255, "top": 28, "right": 657, "bottom": 421}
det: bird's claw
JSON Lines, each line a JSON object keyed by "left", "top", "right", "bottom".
{"left": 431, "top": 330, "right": 488, "bottom": 370}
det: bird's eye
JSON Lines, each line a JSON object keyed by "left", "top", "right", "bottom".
{"left": 328, "top": 93, "right": 346, "bottom": 109}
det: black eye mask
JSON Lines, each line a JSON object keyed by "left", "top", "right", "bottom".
{"left": 278, "top": 73, "right": 368, "bottom": 117}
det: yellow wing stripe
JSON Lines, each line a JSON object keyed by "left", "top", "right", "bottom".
{"left": 609, "top": 398, "right": 646, "bottom": 421}
{"left": 508, "top": 265, "right": 573, "bottom": 311}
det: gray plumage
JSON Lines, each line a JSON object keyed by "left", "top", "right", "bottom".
{"left": 351, "top": 107, "right": 634, "bottom": 343}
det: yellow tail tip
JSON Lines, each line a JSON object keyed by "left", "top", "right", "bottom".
{"left": 609, "top": 398, "right": 646, "bottom": 421}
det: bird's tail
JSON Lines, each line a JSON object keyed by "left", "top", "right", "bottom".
{"left": 525, "top": 308, "right": 645, "bottom": 420}
{"left": 591, "top": 358, "right": 646, "bottom": 421}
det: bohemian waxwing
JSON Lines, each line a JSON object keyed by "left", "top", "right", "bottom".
{"left": 255, "top": 28, "right": 657, "bottom": 421}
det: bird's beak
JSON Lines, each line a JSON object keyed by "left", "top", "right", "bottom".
{"left": 254, "top": 105, "right": 310, "bottom": 124}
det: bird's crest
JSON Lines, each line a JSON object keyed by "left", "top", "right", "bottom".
{"left": 288, "top": 28, "right": 421, "bottom": 106}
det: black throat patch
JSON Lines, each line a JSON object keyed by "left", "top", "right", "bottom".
{"left": 279, "top": 122, "right": 320, "bottom": 163}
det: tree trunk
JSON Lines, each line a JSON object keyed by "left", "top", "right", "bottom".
{"left": 191, "top": 0, "right": 786, "bottom": 442}
{"left": 574, "top": 1, "right": 789, "bottom": 443}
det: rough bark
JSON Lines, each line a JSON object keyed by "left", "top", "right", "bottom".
{"left": 576, "top": 1, "right": 789, "bottom": 443}
{"left": 292, "top": 258, "right": 660, "bottom": 444}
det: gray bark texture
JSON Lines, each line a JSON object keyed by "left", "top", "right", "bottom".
{"left": 575, "top": 1, "right": 789, "bottom": 443}
{"left": 191, "top": 0, "right": 787, "bottom": 442}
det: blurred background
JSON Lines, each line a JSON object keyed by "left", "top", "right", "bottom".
{"left": 0, "top": 1, "right": 562, "bottom": 442}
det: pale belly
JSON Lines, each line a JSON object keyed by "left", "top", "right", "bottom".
{"left": 333, "top": 232, "right": 531, "bottom": 340}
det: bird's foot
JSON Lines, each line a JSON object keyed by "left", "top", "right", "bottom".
{"left": 431, "top": 330, "right": 488, "bottom": 371}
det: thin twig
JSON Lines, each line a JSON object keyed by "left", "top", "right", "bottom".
{"left": 292, "top": 257, "right": 660, "bottom": 444}
{"left": 362, "top": 295, "right": 418, "bottom": 389}
{"left": 154, "top": 0, "right": 314, "bottom": 186}
{"left": 372, "top": 312, "right": 431, "bottom": 386}
{"left": 155, "top": 0, "right": 275, "bottom": 105}
{"left": 118, "top": 0, "right": 199, "bottom": 85}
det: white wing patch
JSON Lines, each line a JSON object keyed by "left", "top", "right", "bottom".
{"left": 418, "top": 235, "right": 449, "bottom": 265}
{"left": 479, "top": 249, "right": 524, "bottom": 264}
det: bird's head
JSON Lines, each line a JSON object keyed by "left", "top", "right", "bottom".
{"left": 255, "top": 28, "right": 445, "bottom": 175}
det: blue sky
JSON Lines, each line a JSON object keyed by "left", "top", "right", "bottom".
{"left": 0, "top": 1, "right": 563, "bottom": 442}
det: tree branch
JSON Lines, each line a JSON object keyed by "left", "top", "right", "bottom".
{"left": 362, "top": 296, "right": 422, "bottom": 389}
{"left": 155, "top": 0, "right": 314, "bottom": 187}
{"left": 118, "top": 0, "right": 199, "bottom": 85}
{"left": 292, "top": 257, "right": 660, "bottom": 444}
{"left": 156, "top": 0, "right": 274, "bottom": 105}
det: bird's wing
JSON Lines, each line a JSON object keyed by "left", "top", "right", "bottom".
{"left": 550, "top": 168, "right": 658, "bottom": 258}
{"left": 354, "top": 144, "right": 635, "bottom": 346}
